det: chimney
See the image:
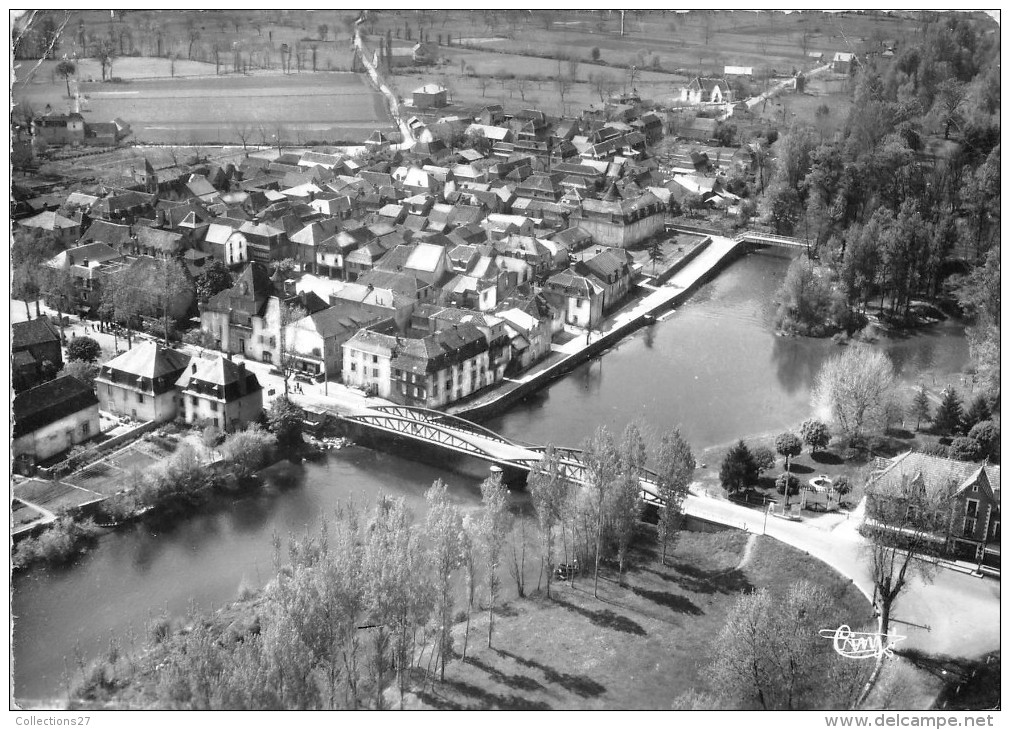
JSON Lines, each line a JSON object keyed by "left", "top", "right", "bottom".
{"left": 191, "top": 363, "right": 197, "bottom": 373}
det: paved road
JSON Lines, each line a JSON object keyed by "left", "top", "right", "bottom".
{"left": 682, "top": 488, "right": 1000, "bottom": 659}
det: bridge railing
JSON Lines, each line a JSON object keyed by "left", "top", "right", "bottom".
{"left": 734, "top": 230, "right": 813, "bottom": 248}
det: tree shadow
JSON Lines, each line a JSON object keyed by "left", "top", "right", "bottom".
{"left": 811, "top": 451, "right": 844, "bottom": 465}
{"left": 495, "top": 648, "right": 607, "bottom": 698}
{"left": 466, "top": 655, "right": 545, "bottom": 692}
{"left": 886, "top": 428, "right": 915, "bottom": 440}
{"left": 629, "top": 585, "right": 704, "bottom": 615}
{"left": 421, "top": 678, "right": 552, "bottom": 710}
{"left": 654, "top": 563, "right": 753, "bottom": 596}
{"left": 789, "top": 463, "right": 815, "bottom": 475}
{"left": 553, "top": 597, "right": 647, "bottom": 636}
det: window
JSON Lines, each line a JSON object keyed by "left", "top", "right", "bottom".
{"left": 81, "top": 422, "right": 91, "bottom": 437}
{"left": 972, "top": 484, "right": 979, "bottom": 493}
{"left": 445, "top": 378, "right": 451, "bottom": 391}
{"left": 414, "top": 387, "right": 420, "bottom": 398}
{"left": 966, "top": 499, "right": 979, "bottom": 518}
{"left": 372, "top": 354, "right": 378, "bottom": 364}
{"left": 213, "top": 418, "right": 219, "bottom": 427}
{"left": 210, "top": 402, "right": 218, "bottom": 412}
{"left": 401, "top": 384, "right": 407, "bottom": 395}
{"left": 964, "top": 499, "right": 980, "bottom": 537}
{"left": 992, "top": 521, "right": 1000, "bottom": 540}
{"left": 191, "top": 396, "right": 198, "bottom": 405}
{"left": 373, "top": 368, "right": 379, "bottom": 378}
{"left": 137, "top": 393, "right": 145, "bottom": 403}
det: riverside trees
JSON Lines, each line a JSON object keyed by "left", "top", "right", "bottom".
{"left": 812, "top": 346, "right": 897, "bottom": 445}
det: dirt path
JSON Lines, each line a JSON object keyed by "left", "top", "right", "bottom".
{"left": 735, "top": 532, "right": 759, "bottom": 571}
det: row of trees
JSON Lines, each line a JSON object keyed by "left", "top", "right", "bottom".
{"left": 80, "top": 421, "right": 698, "bottom": 708}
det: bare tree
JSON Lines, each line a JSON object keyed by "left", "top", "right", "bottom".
{"left": 279, "top": 299, "right": 308, "bottom": 398}
{"left": 479, "top": 472, "right": 510, "bottom": 648}
{"left": 863, "top": 470, "right": 952, "bottom": 638}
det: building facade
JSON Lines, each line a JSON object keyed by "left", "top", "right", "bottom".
{"left": 96, "top": 341, "right": 191, "bottom": 422}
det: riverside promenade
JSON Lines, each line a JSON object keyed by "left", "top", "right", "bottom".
{"left": 449, "top": 234, "right": 743, "bottom": 420}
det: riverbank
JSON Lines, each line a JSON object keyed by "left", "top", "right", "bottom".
{"left": 451, "top": 235, "right": 747, "bottom": 421}
{"left": 59, "top": 524, "right": 873, "bottom": 710}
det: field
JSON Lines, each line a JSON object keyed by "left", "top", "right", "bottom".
{"left": 364, "top": 9, "right": 921, "bottom": 118}
{"left": 416, "top": 527, "right": 874, "bottom": 710}
{"left": 14, "top": 69, "right": 394, "bottom": 145}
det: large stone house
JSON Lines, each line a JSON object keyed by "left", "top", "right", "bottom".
{"left": 569, "top": 184, "right": 665, "bottom": 248}
{"left": 96, "top": 341, "right": 191, "bottom": 423}
{"left": 866, "top": 451, "right": 1001, "bottom": 568}
{"left": 13, "top": 375, "right": 100, "bottom": 464}
{"left": 542, "top": 270, "right": 605, "bottom": 330}
{"left": 175, "top": 355, "right": 263, "bottom": 432}
{"left": 284, "top": 302, "right": 382, "bottom": 380}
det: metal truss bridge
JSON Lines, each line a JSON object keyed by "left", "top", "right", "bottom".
{"left": 343, "top": 405, "right": 663, "bottom": 503}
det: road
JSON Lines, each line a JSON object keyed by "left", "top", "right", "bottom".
{"left": 683, "top": 488, "right": 1000, "bottom": 659}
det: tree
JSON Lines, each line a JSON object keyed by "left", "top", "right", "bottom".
{"left": 581, "top": 425, "right": 619, "bottom": 598}
{"left": 101, "top": 265, "right": 142, "bottom": 349}
{"left": 12, "top": 263, "right": 42, "bottom": 320}
{"left": 424, "top": 480, "right": 463, "bottom": 680}
{"left": 720, "top": 440, "right": 757, "bottom": 494}
{"left": 233, "top": 124, "right": 253, "bottom": 152}
{"left": 185, "top": 18, "right": 200, "bottom": 60}
{"left": 775, "top": 472, "right": 800, "bottom": 497}
{"left": 967, "top": 421, "right": 1000, "bottom": 464}
{"left": 612, "top": 423, "right": 645, "bottom": 585}
{"left": 58, "top": 360, "right": 99, "bottom": 389}
{"left": 479, "top": 472, "right": 509, "bottom": 648}
{"left": 647, "top": 238, "right": 665, "bottom": 276}
{"left": 95, "top": 39, "right": 116, "bottom": 81}
{"left": 933, "top": 388, "right": 964, "bottom": 436}
{"left": 459, "top": 514, "right": 479, "bottom": 660}
{"left": 909, "top": 385, "right": 931, "bottom": 432}
{"left": 266, "top": 396, "right": 303, "bottom": 450}
{"left": 932, "top": 79, "right": 967, "bottom": 140}
{"left": 56, "top": 59, "right": 76, "bottom": 99}
{"left": 864, "top": 472, "right": 951, "bottom": 638}
{"left": 654, "top": 428, "right": 694, "bottom": 565}
{"left": 961, "top": 394, "right": 991, "bottom": 434}
{"left": 811, "top": 345, "right": 897, "bottom": 443}
{"left": 195, "top": 260, "right": 233, "bottom": 303}
{"left": 683, "top": 192, "right": 706, "bottom": 218}
{"left": 710, "top": 581, "right": 865, "bottom": 709}
{"left": 279, "top": 301, "right": 308, "bottom": 398}
{"left": 151, "top": 258, "right": 191, "bottom": 345}
{"left": 775, "top": 432, "right": 802, "bottom": 473}
{"left": 949, "top": 436, "right": 984, "bottom": 463}
{"left": 752, "top": 446, "right": 776, "bottom": 475}
{"left": 590, "top": 47, "right": 600, "bottom": 62}
{"left": 67, "top": 336, "right": 102, "bottom": 363}
{"left": 528, "top": 445, "right": 566, "bottom": 599}
{"left": 42, "top": 263, "right": 76, "bottom": 342}
{"left": 800, "top": 419, "right": 830, "bottom": 453}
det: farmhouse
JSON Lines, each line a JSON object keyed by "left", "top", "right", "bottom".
{"left": 413, "top": 84, "right": 448, "bottom": 110}
{"left": 680, "top": 77, "right": 733, "bottom": 104}
{"left": 832, "top": 52, "right": 856, "bottom": 73}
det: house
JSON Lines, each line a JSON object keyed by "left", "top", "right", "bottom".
{"left": 680, "top": 77, "right": 732, "bottom": 104}
{"left": 866, "top": 451, "right": 1000, "bottom": 567}
{"left": 333, "top": 281, "right": 417, "bottom": 332}
{"left": 573, "top": 247, "right": 633, "bottom": 312}
{"left": 175, "top": 355, "right": 263, "bottom": 432}
{"left": 495, "top": 235, "right": 555, "bottom": 279}
{"left": 807, "top": 51, "right": 824, "bottom": 64}
{"left": 832, "top": 52, "right": 855, "bottom": 74}
{"left": 204, "top": 223, "right": 250, "bottom": 267}
{"left": 135, "top": 226, "right": 186, "bottom": 259}
{"left": 32, "top": 112, "right": 86, "bottom": 145}
{"left": 96, "top": 341, "right": 191, "bottom": 423}
{"left": 413, "top": 84, "right": 448, "bottom": 110}
{"left": 569, "top": 184, "right": 665, "bottom": 248}
{"left": 724, "top": 66, "right": 753, "bottom": 77}
{"left": 238, "top": 220, "right": 291, "bottom": 263}
{"left": 18, "top": 210, "right": 81, "bottom": 244}
{"left": 476, "top": 104, "right": 505, "bottom": 126}
{"left": 43, "top": 242, "right": 125, "bottom": 316}
{"left": 13, "top": 376, "right": 100, "bottom": 464}
{"left": 12, "top": 316, "right": 63, "bottom": 393}
{"left": 542, "top": 270, "right": 605, "bottom": 329}
{"left": 343, "top": 320, "right": 498, "bottom": 408}
{"left": 200, "top": 263, "right": 324, "bottom": 364}
{"left": 284, "top": 302, "right": 381, "bottom": 379}
{"left": 496, "top": 306, "right": 552, "bottom": 372}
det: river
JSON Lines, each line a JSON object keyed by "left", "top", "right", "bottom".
{"left": 10, "top": 248, "right": 970, "bottom": 701}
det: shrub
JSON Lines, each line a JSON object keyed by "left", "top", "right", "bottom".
{"left": 67, "top": 336, "right": 102, "bottom": 363}
{"left": 967, "top": 421, "right": 1000, "bottom": 463}
{"left": 266, "top": 396, "right": 304, "bottom": 450}
{"left": 221, "top": 425, "right": 278, "bottom": 479}
{"left": 590, "top": 47, "right": 600, "bottom": 61}
{"left": 13, "top": 517, "right": 102, "bottom": 570}
{"left": 949, "top": 437, "right": 984, "bottom": 463}
{"left": 800, "top": 419, "right": 831, "bottom": 453}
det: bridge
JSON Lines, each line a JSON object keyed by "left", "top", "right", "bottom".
{"left": 733, "top": 230, "right": 813, "bottom": 250}
{"left": 342, "top": 405, "right": 663, "bottom": 503}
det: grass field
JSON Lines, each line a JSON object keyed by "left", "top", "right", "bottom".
{"left": 415, "top": 526, "right": 873, "bottom": 710}
{"left": 14, "top": 70, "right": 393, "bottom": 145}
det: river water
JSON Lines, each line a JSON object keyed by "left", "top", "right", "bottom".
{"left": 10, "top": 248, "right": 970, "bottom": 701}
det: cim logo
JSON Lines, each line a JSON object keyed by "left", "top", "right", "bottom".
{"left": 819, "top": 625, "right": 907, "bottom": 660}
